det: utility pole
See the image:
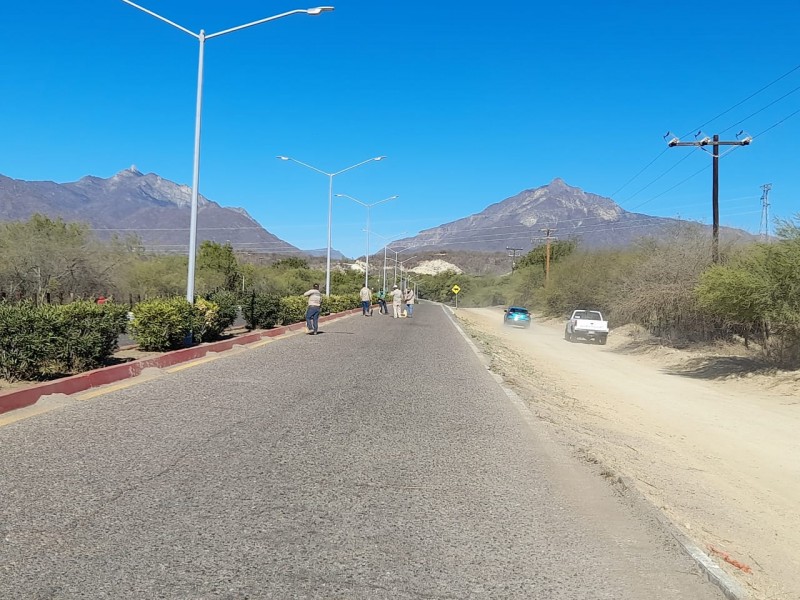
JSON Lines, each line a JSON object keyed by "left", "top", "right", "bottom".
{"left": 506, "top": 246, "right": 524, "bottom": 271}
{"left": 759, "top": 183, "right": 772, "bottom": 242}
{"left": 667, "top": 132, "right": 752, "bottom": 263}
{"left": 539, "top": 228, "right": 557, "bottom": 284}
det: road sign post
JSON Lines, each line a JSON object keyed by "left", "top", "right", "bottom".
{"left": 451, "top": 284, "right": 460, "bottom": 309}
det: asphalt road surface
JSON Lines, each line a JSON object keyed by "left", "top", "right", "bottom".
{"left": 0, "top": 304, "right": 724, "bottom": 599}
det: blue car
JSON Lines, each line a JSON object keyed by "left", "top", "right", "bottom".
{"left": 503, "top": 306, "right": 531, "bottom": 328}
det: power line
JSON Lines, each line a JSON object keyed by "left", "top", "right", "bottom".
{"left": 720, "top": 83, "right": 800, "bottom": 135}
{"left": 683, "top": 63, "right": 800, "bottom": 137}
{"left": 607, "top": 63, "right": 800, "bottom": 202}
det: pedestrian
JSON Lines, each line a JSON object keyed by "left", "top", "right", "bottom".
{"left": 376, "top": 288, "right": 388, "bottom": 314}
{"left": 404, "top": 286, "right": 416, "bottom": 318}
{"left": 390, "top": 284, "right": 403, "bottom": 319}
{"left": 359, "top": 284, "right": 373, "bottom": 316}
{"left": 303, "top": 283, "right": 322, "bottom": 335}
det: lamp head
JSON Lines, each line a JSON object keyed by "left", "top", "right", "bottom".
{"left": 374, "top": 156, "right": 387, "bottom": 161}
{"left": 277, "top": 156, "right": 289, "bottom": 160}
{"left": 307, "top": 6, "right": 335, "bottom": 15}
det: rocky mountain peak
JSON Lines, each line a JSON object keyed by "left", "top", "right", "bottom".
{"left": 0, "top": 167, "right": 302, "bottom": 255}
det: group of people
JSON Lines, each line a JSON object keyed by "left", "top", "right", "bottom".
{"left": 365, "top": 284, "right": 415, "bottom": 319}
{"left": 303, "top": 282, "right": 416, "bottom": 335}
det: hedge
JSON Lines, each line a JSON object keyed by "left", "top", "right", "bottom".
{"left": 0, "top": 301, "right": 128, "bottom": 381}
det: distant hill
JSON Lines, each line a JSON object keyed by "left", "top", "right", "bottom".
{"left": 0, "top": 166, "right": 303, "bottom": 254}
{"left": 394, "top": 178, "right": 756, "bottom": 253}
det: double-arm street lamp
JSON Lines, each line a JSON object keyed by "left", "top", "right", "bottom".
{"left": 335, "top": 193, "right": 398, "bottom": 287}
{"left": 277, "top": 156, "right": 385, "bottom": 295}
{"left": 122, "top": 0, "right": 334, "bottom": 303}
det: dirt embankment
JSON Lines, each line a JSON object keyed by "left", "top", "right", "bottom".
{"left": 458, "top": 307, "right": 800, "bottom": 600}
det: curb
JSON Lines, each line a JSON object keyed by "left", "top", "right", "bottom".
{"left": 442, "top": 304, "right": 749, "bottom": 600}
{"left": 0, "top": 308, "right": 361, "bottom": 417}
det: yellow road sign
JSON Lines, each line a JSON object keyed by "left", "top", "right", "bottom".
{"left": 451, "top": 285, "right": 461, "bottom": 294}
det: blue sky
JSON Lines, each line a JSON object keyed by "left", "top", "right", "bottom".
{"left": 1, "top": 0, "right": 798, "bottom": 258}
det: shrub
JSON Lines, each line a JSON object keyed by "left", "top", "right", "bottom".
{"left": 206, "top": 289, "right": 239, "bottom": 330}
{"left": 280, "top": 295, "right": 307, "bottom": 326}
{"left": 51, "top": 301, "right": 129, "bottom": 372}
{"left": 193, "top": 298, "right": 225, "bottom": 342}
{"left": 129, "top": 297, "right": 198, "bottom": 351}
{"left": 322, "top": 293, "right": 360, "bottom": 315}
{"left": 0, "top": 302, "right": 54, "bottom": 381}
{"left": 0, "top": 301, "right": 128, "bottom": 381}
{"left": 243, "top": 292, "right": 283, "bottom": 329}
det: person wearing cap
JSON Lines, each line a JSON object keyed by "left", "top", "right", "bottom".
{"left": 303, "top": 283, "right": 322, "bottom": 334}
{"left": 389, "top": 284, "right": 403, "bottom": 318}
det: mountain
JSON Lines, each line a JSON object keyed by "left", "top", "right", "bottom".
{"left": 394, "top": 178, "right": 755, "bottom": 253}
{"left": 0, "top": 166, "right": 302, "bottom": 254}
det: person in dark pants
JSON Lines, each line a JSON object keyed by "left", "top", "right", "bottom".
{"left": 359, "top": 284, "right": 373, "bottom": 316}
{"left": 376, "top": 289, "right": 388, "bottom": 314}
{"left": 303, "top": 283, "right": 322, "bottom": 334}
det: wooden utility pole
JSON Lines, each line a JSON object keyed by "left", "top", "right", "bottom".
{"left": 667, "top": 132, "right": 751, "bottom": 263}
{"left": 540, "top": 228, "right": 557, "bottom": 284}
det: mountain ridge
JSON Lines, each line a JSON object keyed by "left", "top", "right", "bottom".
{"left": 393, "top": 178, "right": 755, "bottom": 253}
{"left": 0, "top": 167, "right": 301, "bottom": 255}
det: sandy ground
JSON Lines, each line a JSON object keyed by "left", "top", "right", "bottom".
{"left": 457, "top": 307, "right": 800, "bottom": 600}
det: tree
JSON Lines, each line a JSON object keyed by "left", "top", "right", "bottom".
{"left": 196, "top": 241, "right": 239, "bottom": 294}
{"left": 517, "top": 239, "right": 577, "bottom": 272}
{"left": 0, "top": 214, "right": 102, "bottom": 303}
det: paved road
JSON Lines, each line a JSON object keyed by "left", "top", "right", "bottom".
{"left": 0, "top": 304, "right": 723, "bottom": 599}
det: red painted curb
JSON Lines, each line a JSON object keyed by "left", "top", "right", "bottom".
{"left": 0, "top": 308, "right": 362, "bottom": 417}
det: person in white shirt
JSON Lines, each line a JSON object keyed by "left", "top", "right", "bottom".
{"left": 389, "top": 284, "right": 403, "bottom": 319}
{"left": 404, "top": 287, "right": 416, "bottom": 318}
{"left": 359, "top": 285, "right": 373, "bottom": 316}
{"left": 303, "top": 283, "right": 322, "bottom": 334}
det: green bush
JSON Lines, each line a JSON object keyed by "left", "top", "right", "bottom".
{"left": 206, "top": 290, "right": 239, "bottom": 330}
{"left": 193, "top": 298, "right": 225, "bottom": 342}
{"left": 0, "top": 301, "right": 128, "bottom": 381}
{"left": 243, "top": 292, "right": 283, "bottom": 330}
{"left": 280, "top": 295, "right": 307, "bottom": 326}
{"left": 129, "top": 297, "right": 198, "bottom": 351}
{"left": 51, "top": 301, "right": 129, "bottom": 372}
{"left": 0, "top": 302, "right": 55, "bottom": 381}
{"left": 322, "top": 293, "right": 360, "bottom": 315}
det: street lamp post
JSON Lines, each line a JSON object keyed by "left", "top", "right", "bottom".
{"left": 335, "top": 193, "right": 398, "bottom": 288}
{"left": 277, "top": 156, "right": 385, "bottom": 295}
{"left": 369, "top": 230, "right": 407, "bottom": 293}
{"left": 398, "top": 255, "right": 418, "bottom": 289}
{"left": 123, "top": 0, "right": 334, "bottom": 303}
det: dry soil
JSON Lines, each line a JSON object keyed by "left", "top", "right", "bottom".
{"left": 458, "top": 307, "right": 800, "bottom": 600}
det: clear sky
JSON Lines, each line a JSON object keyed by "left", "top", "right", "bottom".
{"left": 1, "top": 0, "right": 798, "bottom": 258}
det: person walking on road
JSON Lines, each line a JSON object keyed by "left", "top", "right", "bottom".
{"left": 376, "top": 288, "right": 388, "bottom": 314}
{"left": 303, "top": 283, "right": 322, "bottom": 335}
{"left": 404, "top": 287, "right": 416, "bottom": 318}
{"left": 390, "top": 284, "right": 403, "bottom": 319}
{"left": 359, "top": 285, "right": 373, "bottom": 316}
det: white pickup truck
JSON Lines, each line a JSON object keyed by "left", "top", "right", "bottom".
{"left": 565, "top": 309, "right": 609, "bottom": 344}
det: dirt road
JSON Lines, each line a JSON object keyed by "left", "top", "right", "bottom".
{"left": 457, "top": 307, "right": 800, "bottom": 600}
